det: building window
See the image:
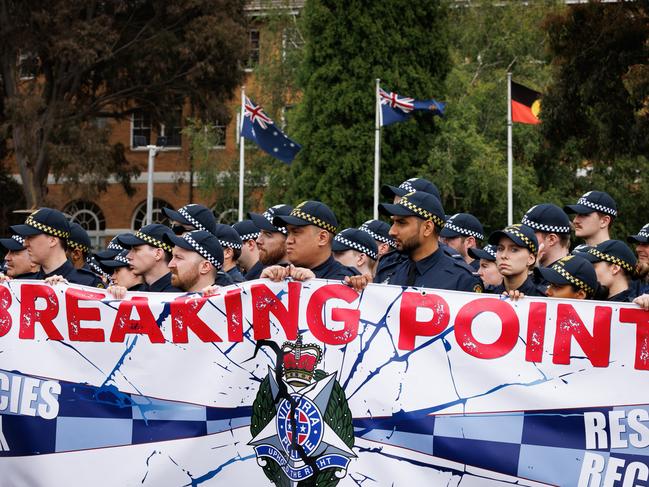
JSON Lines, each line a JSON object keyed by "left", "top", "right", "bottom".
{"left": 131, "top": 110, "right": 152, "bottom": 148}
{"left": 131, "top": 198, "right": 173, "bottom": 230}
{"left": 247, "top": 29, "right": 260, "bottom": 70}
{"left": 63, "top": 200, "right": 106, "bottom": 250}
{"left": 211, "top": 122, "right": 227, "bottom": 149}
{"left": 159, "top": 110, "right": 182, "bottom": 148}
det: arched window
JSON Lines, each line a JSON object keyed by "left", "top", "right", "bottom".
{"left": 131, "top": 198, "right": 173, "bottom": 230}
{"left": 63, "top": 200, "right": 106, "bottom": 249}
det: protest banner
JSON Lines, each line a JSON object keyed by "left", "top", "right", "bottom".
{"left": 0, "top": 279, "right": 648, "bottom": 486}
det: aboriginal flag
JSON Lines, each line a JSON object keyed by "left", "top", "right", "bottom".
{"left": 511, "top": 81, "right": 541, "bottom": 125}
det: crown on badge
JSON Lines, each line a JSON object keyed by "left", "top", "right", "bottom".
{"left": 282, "top": 335, "right": 322, "bottom": 387}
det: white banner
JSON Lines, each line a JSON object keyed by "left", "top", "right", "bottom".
{"left": 0, "top": 279, "right": 648, "bottom": 487}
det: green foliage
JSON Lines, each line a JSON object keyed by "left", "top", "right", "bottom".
{"left": 425, "top": 1, "right": 563, "bottom": 235}
{"left": 265, "top": 0, "right": 451, "bottom": 227}
{"left": 539, "top": 2, "right": 649, "bottom": 239}
{"left": 0, "top": 0, "right": 248, "bottom": 207}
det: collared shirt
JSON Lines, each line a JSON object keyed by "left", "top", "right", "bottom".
{"left": 227, "top": 267, "right": 245, "bottom": 283}
{"left": 144, "top": 273, "right": 182, "bottom": 293}
{"left": 491, "top": 275, "right": 547, "bottom": 297}
{"left": 375, "top": 251, "right": 406, "bottom": 284}
{"left": 379, "top": 248, "right": 483, "bottom": 292}
{"left": 629, "top": 279, "right": 649, "bottom": 299}
{"left": 128, "top": 283, "right": 146, "bottom": 292}
{"left": 37, "top": 260, "right": 103, "bottom": 288}
{"left": 608, "top": 288, "right": 633, "bottom": 303}
{"left": 215, "top": 271, "right": 234, "bottom": 286}
{"left": 244, "top": 261, "right": 265, "bottom": 281}
{"left": 312, "top": 255, "right": 359, "bottom": 280}
{"left": 13, "top": 271, "right": 41, "bottom": 280}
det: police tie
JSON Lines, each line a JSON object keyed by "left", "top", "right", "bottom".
{"left": 407, "top": 260, "right": 418, "bottom": 286}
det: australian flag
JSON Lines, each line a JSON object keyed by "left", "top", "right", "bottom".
{"left": 379, "top": 87, "right": 445, "bottom": 126}
{"left": 241, "top": 97, "right": 301, "bottom": 164}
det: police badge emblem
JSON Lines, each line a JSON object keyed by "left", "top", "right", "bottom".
{"left": 249, "top": 336, "right": 356, "bottom": 486}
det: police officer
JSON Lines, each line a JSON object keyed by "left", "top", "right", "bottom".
{"left": 439, "top": 213, "right": 485, "bottom": 269}
{"left": 100, "top": 250, "right": 145, "bottom": 291}
{"left": 536, "top": 255, "right": 598, "bottom": 300}
{"left": 214, "top": 223, "right": 245, "bottom": 283}
{"left": 0, "top": 234, "right": 40, "bottom": 279}
{"left": 359, "top": 219, "right": 397, "bottom": 259}
{"left": 522, "top": 203, "right": 572, "bottom": 270}
{"left": 488, "top": 224, "right": 546, "bottom": 297}
{"left": 332, "top": 228, "right": 379, "bottom": 276}
{"left": 248, "top": 204, "right": 293, "bottom": 267}
{"left": 233, "top": 219, "right": 264, "bottom": 280}
{"left": 67, "top": 222, "right": 109, "bottom": 283}
{"left": 360, "top": 219, "right": 404, "bottom": 284}
{"left": 165, "top": 230, "right": 230, "bottom": 291}
{"left": 349, "top": 191, "right": 482, "bottom": 292}
{"left": 117, "top": 224, "right": 181, "bottom": 292}
{"left": 163, "top": 203, "right": 217, "bottom": 235}
{"left": 564, "top": 191, "right": 617, "bottom": 246}
{"left": 94, "top": 234, "right": 127, "bottom": 261}
{"left": 627, "top": 223, "right": 649, "bottom": 297}
{"left": 583, "top": 240, "right": 637, "bottom": 302}
{"left": 381, "top": 177, "right": 441, "bottom": 203}
{"left": 11, "top": 208, "right": 103, "bottom": 287}
{"left": 262, "top": 200, "right": 359, "bottom": 280}
{"left": 468, "top": 244, "right": 502, "bottom": 290}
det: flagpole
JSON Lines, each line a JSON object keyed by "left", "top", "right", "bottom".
{"left": 238, "top": 86, "right": 245, "bottom": 222}
{"left": 373, "top": 78, "right": 381, "bottom": 220}
{"left": 507, "top": 72, "right": 513, "bottom": 226}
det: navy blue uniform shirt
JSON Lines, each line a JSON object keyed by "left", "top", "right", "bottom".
{"left": 215, "top": 271, "right": 234, "bottom": 286}
{"left": 608, "top": 288, "right": 633, "bottom": 303}
{"left": 312, "top": 255, "right": 359, "bottom": 280}
{"left": 491, "top": 275, "right": 547, "bottom": 297}
{"left": 374, "top": 251, "right": 406, "bottom": 284}
{"left": 227, "top": 267, "right": 245, "bottom": 283}
{"left": 144, "top": 272, "right": 182, "bottom": 293}
{"left": 379, "top": 248, "right": 483, "bottom": 292}
{"left": 37, "top": 260, "right": 103, "bottom": 288}
{"left": 244, "top": 261, "right": 265, "bottom": 281}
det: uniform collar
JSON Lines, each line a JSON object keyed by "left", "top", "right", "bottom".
{"left": 245, "top": 260, "right": 265, "bottom": 280}
{"left": 41, "top": 260, "right": 74, "bottom": 279}
{"left": 311, "top": 255, "right": 338, "bottom": 278}
{"left": 148, "top": 272, "right": 175, "bottom": 292}
{"left": 412, "top": 247, "right": 444, "bottom": 275}
{"left": 608, "top": 288, "right": 632, "bottom": 302}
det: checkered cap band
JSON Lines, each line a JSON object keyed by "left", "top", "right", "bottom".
{"left": 263, "top": 210, "right": 287, "bottom": 235}
{"left": 182, "top": 234, "right": 222, "bottom": 269}
{"left": 334, "top": 234, "right": 378, "bottom": 260}
{"left": 68, "top": 240, "right": 90, "bottom": 253}
{"left": 399, "top": 195, "right": 445, "bottom": 228}
{"left": 290, "top": 208, "right": 337, "bottom": 234}
{"left": 107, "top": 240, "right": 124, "bottom": 251}
{"left": 11, "top": 235, "right": 25, "bottom": 246}
{"left": 24, "top": 215, "right": 70, "bottom": 239}
{"left": 443, "top": 221, "right": 484, "bottom": 240}
{"left": 505, "top": 227, "right": 537, "bottom": 253}
{"left": 587, "top": 248, "right": 634, "bottom": 273}
{"left": 399, "top": 181, "right": 416, "bottom": 193}
{"left": 239, "top": 231, "right": 260, "bottom": 242}
{"left": 218, "top": 238, "right": 242, "bottom": 250}
{"left": 114, "top": 254, "right": 130, "bottom": 265}
{"left": 87, "top": 258, "right": 110, "bottom": 278}
{"left": 178, "top": 207, "right": 207, "bottom": 232}
{"left": 359, "top": 224, "right": 397, "bottom": 248}
{"left": 521, "top": 216, "right": 571, "bottom": 235}
{"left": 639, "top": 230, "right": 649, "bottom": 239}
{"left": 577, "top": 197, "right": 617, "bottom": 217}
{"left": 483, "top": 245, "right": 497, "bottom": 259}
{"left": 550, "top": 262, "right": 595, "bottom": 297}
{"left": 135, "top": 231, "right": 173, "bottom": 253}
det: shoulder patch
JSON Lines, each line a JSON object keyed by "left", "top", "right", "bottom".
{"left": 473, "top": 283, "right": 484, "bottom": 293}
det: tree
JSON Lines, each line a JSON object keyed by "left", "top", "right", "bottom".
{"left": 539, "top": 1, "right": 649, "bottom": 238}
{"left": 0, "top": 0, "right": 248, "bottom": 208}
{"left": 264, "top": 0, "right": 451, "bottom": 228}
{"left": 424, "top": 1, "right": 563, "bottom": 234}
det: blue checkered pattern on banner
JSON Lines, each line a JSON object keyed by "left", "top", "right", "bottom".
{"left": 0, "top": 371, "right": 252, "bottom": 457}
{"left": 353, "top": 405, "right": 649, "bottom": 486}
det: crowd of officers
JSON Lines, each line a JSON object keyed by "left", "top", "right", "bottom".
{"left": 1, "top": 177, "right": 648, "bottom": 310}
